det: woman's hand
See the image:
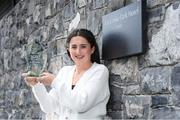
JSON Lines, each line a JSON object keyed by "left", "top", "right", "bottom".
{"left": 25, "top": 77, "right": 38, "bottom": 86}
{"left": 22, "top": 72, "right": 38, "bottom": 87}
{"left": 37, "top": 72, "right": 55, "bottom": 86}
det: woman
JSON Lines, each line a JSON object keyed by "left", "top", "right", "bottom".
{"left": 23, "top": 29, "right": 110, "bottom": 120}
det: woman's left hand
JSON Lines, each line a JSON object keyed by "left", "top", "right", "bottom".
{"left": 36, "top": 72, "right": 55, "bottom": 86}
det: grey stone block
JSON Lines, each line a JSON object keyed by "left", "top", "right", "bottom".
{"left": 152, "top": 106, "right": 180, "bottom": 119}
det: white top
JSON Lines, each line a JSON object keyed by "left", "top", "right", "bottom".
{"left": 32, "top": 62, "right": 110, "bottom": 120}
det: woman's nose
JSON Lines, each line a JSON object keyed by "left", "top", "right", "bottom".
{"left": 76, "top": 47, "right": 81, "bottom": 54}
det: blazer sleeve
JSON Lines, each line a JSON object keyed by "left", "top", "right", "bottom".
{"left": 59, "top": 65, "right": 110, "bottom": 112}
{"left": 32, "top": 82, "right": 59, "bottom": 113}
{"left": 31, "top": 67, "right": 66, "bottom": 113}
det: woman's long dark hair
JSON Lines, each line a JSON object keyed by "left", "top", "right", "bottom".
{"left": 66, "top": 29, "right": 100, "bottom": 64}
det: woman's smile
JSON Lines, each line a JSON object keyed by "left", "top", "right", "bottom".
{"left": 75, "top": 55, "right": 84, "bottom": 59}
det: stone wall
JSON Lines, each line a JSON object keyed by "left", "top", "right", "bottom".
{"left": 0, "top": 0, "right": 180, "bottom": 119}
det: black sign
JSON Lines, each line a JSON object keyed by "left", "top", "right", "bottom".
{"left": 102, "top": 1, "right": 146, "bottom": 60}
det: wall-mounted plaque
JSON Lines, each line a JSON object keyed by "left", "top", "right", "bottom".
{"left": 102, "top": 0, "right": 146, "bottom": 60}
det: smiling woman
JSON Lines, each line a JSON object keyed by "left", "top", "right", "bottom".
{"left": 22, "top": 28, "right": 110, "bottom": 120}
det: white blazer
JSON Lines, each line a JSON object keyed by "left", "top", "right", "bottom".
{"left": 32, "top": 62, "right": 110, "bottom": 120}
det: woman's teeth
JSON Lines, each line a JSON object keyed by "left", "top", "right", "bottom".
{"left": 76, "top": 56, "right": 84, "bottom": 59}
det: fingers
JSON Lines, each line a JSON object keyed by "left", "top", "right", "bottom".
{"left": 25, "top": 77, "right": 36, "bottom": 81}
{"left": 24, "top": 77, "right": 38, "bottom": 86}
{"left": 40, "top": 72, "right": 50, "bottom": 76}
{"left": 36, "top": 76, "right": 44, "bottom": 83}
{"left": 36, "top": 73, "right": 53, "bottom": 86}
{"left": 36, "top": 76, "right": 50, "bottom": 85}
{"left": 21, "top": 71, "right": 40, "bottom": 87}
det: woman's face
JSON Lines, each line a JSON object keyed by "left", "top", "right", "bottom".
{"left": 68, "top": 36, "right": 94, "bottom": 65}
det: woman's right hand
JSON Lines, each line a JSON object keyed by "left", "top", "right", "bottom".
{"left": 22, "top": 72, "right": 38, "bottom": 87}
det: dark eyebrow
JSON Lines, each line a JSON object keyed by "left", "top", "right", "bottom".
{"left": 80, "top": 44, "right": 88, "bottom": 46}
{"left": 71, "top": 44, "right": 77, "bottom": 46}
{"left": 70, "top": 43, "right": 87, "bottom": 46}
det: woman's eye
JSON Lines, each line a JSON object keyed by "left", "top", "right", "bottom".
{"left": 71, "top": 46, "right": 77, "bottom": 49}
{"left": 81, "top": 45, "right": 86, "bottom": 48}
{"left": 70, "top": 45, "right": 87, "bottom": 49}
{"left": 70, "top": 45, "right": 77, "bottom": 48}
